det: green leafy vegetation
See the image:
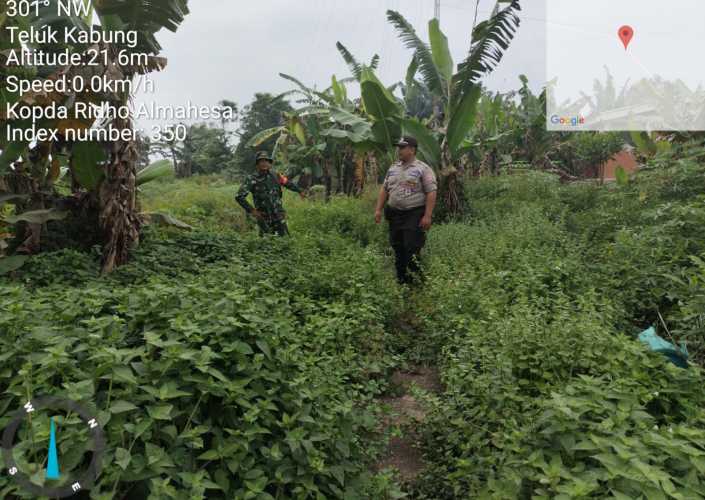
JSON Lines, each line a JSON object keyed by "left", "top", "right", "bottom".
{"left": 1, "top": 210, "right": 405, "bottom": 498}
{"left": 3, "top": 1, "right": 705, "bottom": 498}
{"left": 4, "top": 142, "right": 705, "bottom": 498}
{"left": 401, "top": 149, "right": 705, "bottom": 498}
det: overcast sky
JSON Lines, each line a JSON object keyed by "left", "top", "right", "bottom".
{"left": 134, "top": 0, "right": 547, "bottom": 130}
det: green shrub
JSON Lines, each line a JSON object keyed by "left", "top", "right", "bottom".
{"left": 407, "top": 168, "right": 705, "bottom": 498}
{"left": 669, "top": 254, "right": 705, "bottom": 365}
{"left": 0, "top": 205, "right": 402, "bottom": 498}
{"left": 550, "top": 132, "right": 624, "bottom": 177}
{"left": 5, "top": 160, "right": 705, "bottom": 498}
{"left": 288, "top": 192, "right": 386, "bottom": 249}
{"left": 464, "top": 171, "right": 562, "bottom": 222}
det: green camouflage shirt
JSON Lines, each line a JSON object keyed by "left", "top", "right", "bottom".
{"left": 236, "top": 170, "right": 301, "bottom": 220}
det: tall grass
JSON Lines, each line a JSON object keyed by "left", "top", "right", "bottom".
{"left": 140, "top": 175, "right": 247, "bottom": 231}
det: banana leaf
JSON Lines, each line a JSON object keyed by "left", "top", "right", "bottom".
{"left": 247, "top": 127, "right": 284, "bottom": 149}
{"left": 401, "top": 118, "right": 441, "bottom": 167}
{"left": 329, "top": 108, "right": 372, "bottom": 132}
{"left": 429, "top": 19, "right": 453, "bottom": 84}
{"left": 142, "top": 212, "right": 192, "bottom": 230}
{"left": 137, "top": 159, "right": 174, "bottom": 186}
{"left": 0, "top": 255, "right": 28, "bottom": 275}
{"left": 447, "top": 84, "right": 482, "bottom": 159}
{"left": 331, "top": 75, "right": 348, "bottom": 105}
{"left": 371, "top": 119, "right": 402, "bottom": 152}
{"left": 71, "top": 141, "right": 107, "bottom": 191}
{"left": 0, "top": 193, "right": 29, "bottom": 206}
{"left": 4, "top": 209, "right": 68, "bottom": 225}
{"left": 291, "top": 120, "right": 306, "bottom": 146}
{"left": 360, "top": 68, "right": 401, "bottom": 118}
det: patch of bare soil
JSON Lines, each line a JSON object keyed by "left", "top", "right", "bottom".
{"left": 374, "top": 366, "right": 441, "bottom": 484}
{"left": 390, "top": 367, "right": 442, "bottom": 393}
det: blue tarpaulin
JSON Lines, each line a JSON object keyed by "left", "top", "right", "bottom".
{"left": 638, "top": 326, "right": 689, "bottom": 368}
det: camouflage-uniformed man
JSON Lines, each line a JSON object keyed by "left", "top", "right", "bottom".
{"left": 236, "top": 151, "right": 304, "bottom": 236}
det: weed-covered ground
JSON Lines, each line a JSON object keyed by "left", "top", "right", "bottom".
{"left": 1, "top": 186, "right": 406, "bottom": 498}
{"left": 2, "top": 152, "right": 705, "bottom": 498}
{"left": 408, "top": 150, "right": 705, "bottom": 498}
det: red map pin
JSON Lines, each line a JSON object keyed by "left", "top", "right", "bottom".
{"left": 619, "top": 25, "right": 634, "bottom": 50}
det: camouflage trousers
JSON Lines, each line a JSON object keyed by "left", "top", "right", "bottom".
{"left": 257, "top": 216, "right": 289, "bottom": 237}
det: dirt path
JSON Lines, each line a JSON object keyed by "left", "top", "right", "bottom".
{"left": 374, "top": 366, "right": 441, "bottom": 484}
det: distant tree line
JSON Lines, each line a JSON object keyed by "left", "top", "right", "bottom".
{"left": 141, "top": 94, "right": 293, "bottom": 179}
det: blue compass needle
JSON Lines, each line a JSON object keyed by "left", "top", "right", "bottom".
{"left": 46, "top": 417, "right": 60, "bottom": 480}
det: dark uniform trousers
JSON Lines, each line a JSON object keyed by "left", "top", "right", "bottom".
{"left": 257, "top": 216, "right": 289, "bottom": 237}
{"left": 385, "top": 205, "right": 426, "bottom": 284}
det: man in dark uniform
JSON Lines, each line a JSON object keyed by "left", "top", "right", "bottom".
{"left": 374, "top": 136, "right": 438, "bottom": 284}
{"left": 236, "top": 151, "right": 304, "bottom": 236}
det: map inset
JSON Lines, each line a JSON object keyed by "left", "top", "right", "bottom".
{"left": 546, "top": 0, "right": 705, "bottom": 131}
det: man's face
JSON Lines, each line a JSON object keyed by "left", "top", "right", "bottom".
{"left": 397, "top": 145, "right": 415, "bottom": 163}
{"left": 256, "top": 160, "right": 272, "bottom": 173}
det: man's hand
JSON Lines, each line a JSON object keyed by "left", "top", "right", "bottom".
{"left": 299, "top": 191, "right": 307, "bottom": 200}
{"left": 375, "top": 209, "right": 383, "bottom": 224}
{"left": 251, "top": 209, "right": 264, "bottom": 220}
{"left": 419, "top": 214, "right": 433, "bottom": 231}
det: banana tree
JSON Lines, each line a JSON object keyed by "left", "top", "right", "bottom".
{"left": 296, "top": 53, "right": 391, "bottom": 194}
{"left": 387, "top": 0, "right": 522, "bottom": 216}
{"left": 461, "top": 76, "right": 553, "bottom": 176}
{"left": 335, "top": 43, "right": 381, "bottom": 83}
{"left": 334, "top": 44, "right": 408, "bottom": 190}
{"left": 247, "top": 110, "right": 309, "bottom": 158}
{"left": 245, "top": 91, "right": 331, "bottom": 192}
{"left": 252, "top": 72, "right": 381, "bottom": 197}
{"left": 357, "top": 67, "right": 404, "bottom": 162}
{"left": 398, "top": 57, "right": 435, "bottom": 120}
{"left": 0, "top": 0, "right": 189, "bottom": 272}
{"left": 323, "top": 104, "right": 383, "bottom": 195}
{"left": 273, "top": 47, "right": 404, "bottom": 193}
{"left": 315, "top": 64, "right": 407, "bottom": 191}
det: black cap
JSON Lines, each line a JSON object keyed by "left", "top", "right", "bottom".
{"left": 396, "top": 136, "right": 418, "bottom": 148}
